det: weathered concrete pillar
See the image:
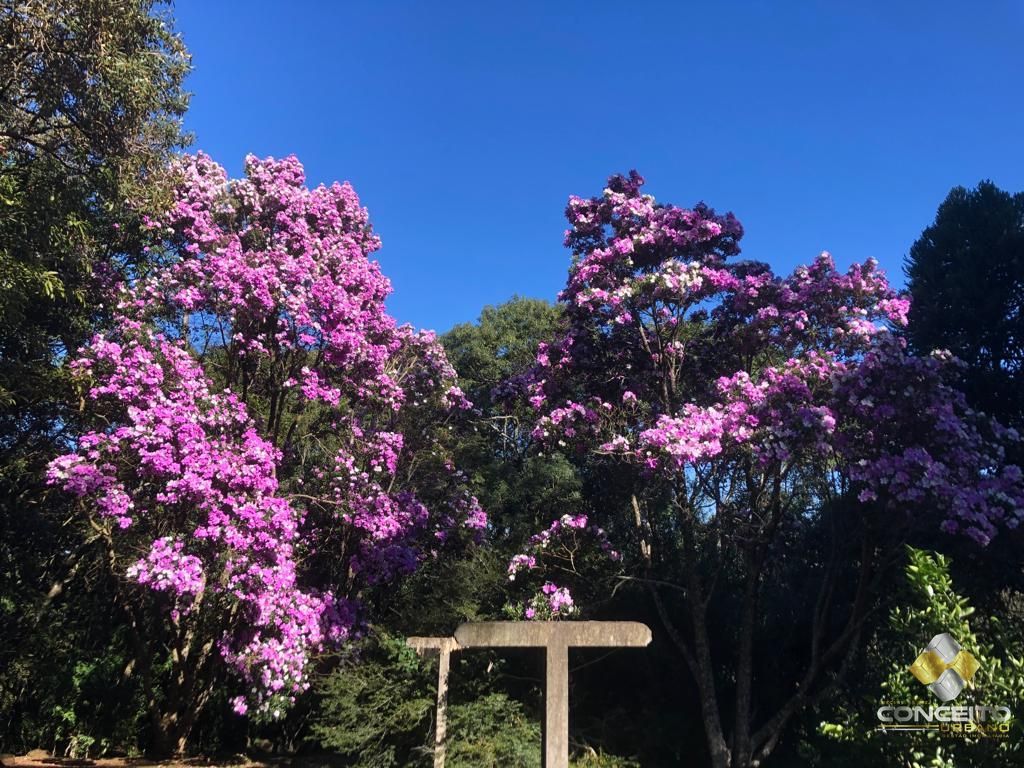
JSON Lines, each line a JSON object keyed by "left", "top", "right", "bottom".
{"left": 407, "top": 636, "right": 460, "bottom": 768}
{"left": 544, "top": 640, "right": 570, "bottom": 768}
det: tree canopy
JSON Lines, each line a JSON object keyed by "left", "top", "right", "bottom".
{"left": 905, "top": 180, "right": 1024, "bottom": 439}
{"left": 1, "top": 4, "right": 1022, "bottom": 765}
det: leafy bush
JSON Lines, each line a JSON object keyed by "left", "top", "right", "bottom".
{"left": 447, "top": 693, "right": 540, "bottom": 767}
{"left": 309, "top": 633, "right": 435, "bottom": 767}
{"left": 810, "top": 547, "right": 1024, "bottom": 767}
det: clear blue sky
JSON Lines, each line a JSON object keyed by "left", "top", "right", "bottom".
{"left": 174, "top": 1, "right": 1024, "bottom": 334}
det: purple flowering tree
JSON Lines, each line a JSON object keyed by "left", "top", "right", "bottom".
{"left": 520, "top": 172, "right": 1024, "bottom": 768}
{"left": 505, "top": 512, "right": 620, "bottom": 619}
{"left": 46, "top": 153, "right": 485, "bottom": 752}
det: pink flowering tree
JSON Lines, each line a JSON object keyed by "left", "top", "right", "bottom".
{"left": 504, "top": 512, "right": 620, "bottom": 620}
{"left": 46, "top": 153, "right": 485, "bottom": 753}
{"left": 519, "top": 171, "right": 1024, "bottom": 768}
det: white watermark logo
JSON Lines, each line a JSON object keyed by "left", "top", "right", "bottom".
{"left": 875, "top": 631, "right": 1013, "bottom": 739}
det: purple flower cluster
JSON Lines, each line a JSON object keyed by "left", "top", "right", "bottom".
{"left": 834, "top": 339, "right": 1024, "bottom": 545}
{"left": 126, "top": 537, "right": 205, "bottom": 618}
{"left": 506, "top": 513, "right": 620, "bottom": 619}
{"left": 507, "top": 513, "right": 620, "bottom": 582}
{"left": 48, "top": 153, "right": 486, "bottom": 718}
{"left": 524, "top": 583, "right": 577, "bottom": 620}
{"left": 527, "top": 171, "right": 1023, "bottom": 546}
{"left": 46, "top": 320, "right": 341, "bottom": 716}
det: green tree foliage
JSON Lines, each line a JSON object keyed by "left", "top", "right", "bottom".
{"left": 442, "top": 297, "right": 584, "bottom": 535}
{"left": 904, "top": 181, "right": 1024, "bottom": 437}
{"left": 443, "top": 297, "right": 564, "bottom": 404}
{"left": 0, "top": 0, "right": 190, "bottom": 431}
{"left": 310, "top": 633, "right": 437, "bottom": 768}
{"left": 446, "top": 693, "right": 543, "bottom": 768}
{"left": 309, "top": 632, "right": 545, "bottom": 768}
{"left": 0, "top": 0, "right": 190, "bottom": 754}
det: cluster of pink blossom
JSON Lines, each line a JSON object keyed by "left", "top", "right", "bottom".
{"left": 561, "top": 171, "right": 743, "bottom": 314}
{"left": 328, "top": 418, "right": 486, "bottom": 584}
{"left": 608, "top": 353, "right": 845, "bottom": 471}
{"left": 138, "top": 153, "right": 398, "bottom": 402}
{"left": 507, "top": 553, "right": 538, "bottom": 580}
{"left": 505, "top": 513, "right": 620, "bottom": 619}
{"left": 46, "top": 319, "right": 341, "bottom": 716}
{"left": 526, "top": 513, "right": 619, "bottom": 557}
{"left": 530, "top": 399, "right": 610, "bottom": 450}
{"left": 125, "top": 537, "right": 205, "bottom": 616}
{"left": 524, "top": 170, "right": 1023, "bottom": 547}
{"left": 507, "top": 513, "right": 620, "bottom": 580}
{"left": 832, "top": 337, "right": 1024, "bottom": 545}
{"left": 222, "top": 591, "right": 355, "bottom": 718}
{"left": 523, "top": 582, "right": 577, "bottom": 620}
{"left": 48, "top": 153, "right": 485, "bottom": 717}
